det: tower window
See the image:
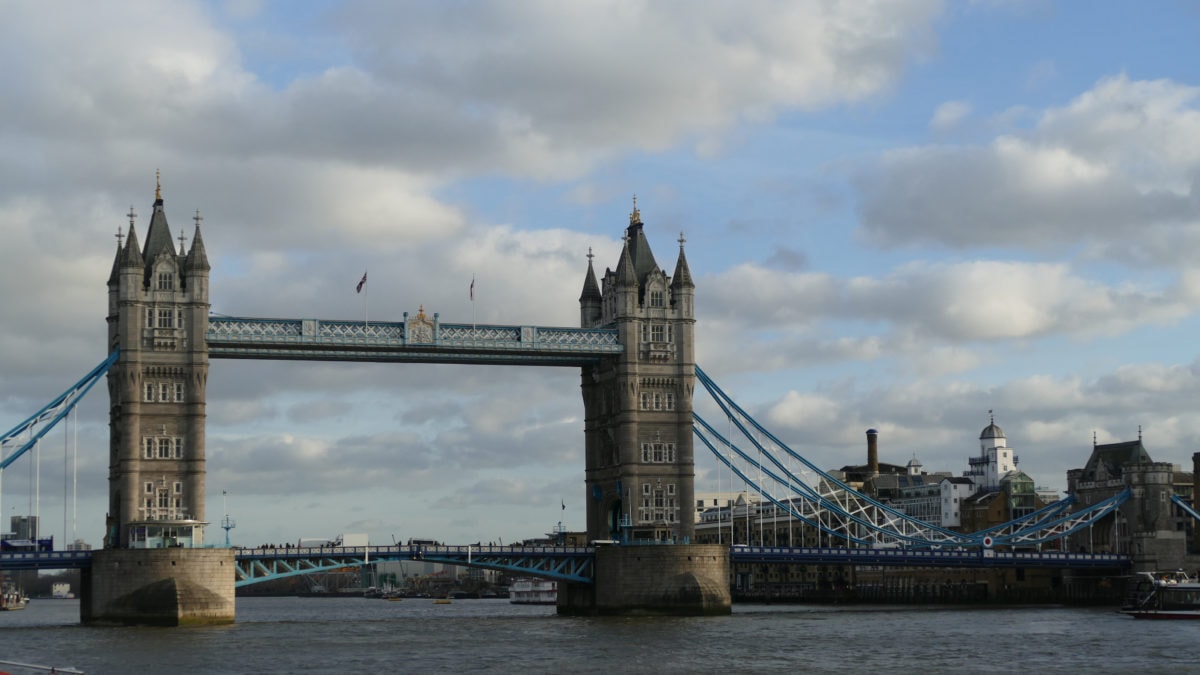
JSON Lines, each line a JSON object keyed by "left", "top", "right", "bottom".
{"left": 174, "top": 382, "right": 185, "bottom": 402}
{"left": 173, "top": 481, "right": 182, "bottom": 494}
{"left": 157, "top": 272, "right": 174, "bottom": 291}
{"left": 145, "top": 482, "right": 154, "bottom": 494}
{"left": 156, "top": 309, "right": 173, "bottom": 328}
{"left": 650, "top": 324, "right": 665, "bottom": 342}
{"left": 159, "top": 383, "right": 171, "bottom": 402}
{"left": 144, "top": 383, "right": 156, "bottom": 402}
{"left": 650, "top": 290, "right": 664, "bottom": 307}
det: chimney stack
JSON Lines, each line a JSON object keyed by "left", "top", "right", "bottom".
{"left": 867, "top": 428, "right": 879, "bottom": 477}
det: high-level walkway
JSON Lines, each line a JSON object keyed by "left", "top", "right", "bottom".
{"left": 207, "top": 317, "right": 622, "bottom": 366}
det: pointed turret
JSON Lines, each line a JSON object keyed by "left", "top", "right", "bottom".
{"left": 615, "top": 236, "right": 637, "bottom": 287}
{"left": 670, "top": 232, "right": 694, "bottom": 291}
{"left": 624, "top": 196, "right": 660, "bottom": 289}
{"left": 186, "top": 218, "right": 211, "bottom": 272}
{"left": 121, "top": 225, "right": 144, "bottom": 269}
{"left": 142, "top": 179, "right": 176, "bottom": 261}
{"left": 108, "top": 234, "right": 123, "bottom": 287}
{"left": 579, "top": 247, "right": 602, "bottom": 327}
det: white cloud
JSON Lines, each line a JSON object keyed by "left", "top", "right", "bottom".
{"left": 854, "top": 76, "right": 1200, "bottom": 256}
{"left": 931, "top": 100, "right": 972, "bottom": 130}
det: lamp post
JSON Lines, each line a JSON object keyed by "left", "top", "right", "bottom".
{"left": 221, "top": 489, "right": 236, "bottom": 548}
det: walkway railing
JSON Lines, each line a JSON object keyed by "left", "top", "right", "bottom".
{"left": 207, "top": 317, "right": 621, "bottom": 366}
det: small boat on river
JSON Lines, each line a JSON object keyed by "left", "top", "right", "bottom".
{"left": 1120, "top": 570, "right": 1200, "bottom": 619}
{"left": 1, "top": 583, "right": 27, "bottom": 611}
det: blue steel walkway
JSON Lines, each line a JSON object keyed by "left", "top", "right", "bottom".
{"left": 206, "top": 317, "right": 622, "bottom": 366}
{"left": 232, "top": 544, "right": 596, "bottom": 587}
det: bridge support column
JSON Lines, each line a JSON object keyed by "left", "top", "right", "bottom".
{"left": 558, "top": 544, "right": 730, "bottom": 616}
{"left": 81, "top": 549, "right": 235, "bottom": 626}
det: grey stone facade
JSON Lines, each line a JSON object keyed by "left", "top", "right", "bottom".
{"left": 1066, "top": 438, "right": 1198, "bottom": 572}
{"left": 106, "top": 181, "right": 211, "bottom": 548}
{"left": 579, "top": 201, "right": 697, "bottom": 543}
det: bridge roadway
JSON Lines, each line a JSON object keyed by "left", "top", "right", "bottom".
{"left": 1, "top": 544, "right": 1129, "bottom": 583}
{"left": 206, "top": 317, "right": 623, "bottom": 366}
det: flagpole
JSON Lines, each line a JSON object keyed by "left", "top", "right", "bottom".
{"left": 357, "top": 269, "right": 369, "bottom": 327}
{"left": 470, "top": 274, "right": 476, "bottom": 337}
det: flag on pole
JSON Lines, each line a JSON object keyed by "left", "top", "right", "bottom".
{"left": 356, "top": 271, "right": 367, "bottom": 293}
{"left": 561, "top": 499, "right": 565, "bottom": 511}
{"left": 470, "top": 275, "right": 475, "bottom": 301}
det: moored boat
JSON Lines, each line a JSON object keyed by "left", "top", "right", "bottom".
{"left": 509, "top": 577, "right": 557, "bottom": 605}
{"left": 1120, "top": 570, "right": 1200, "bottom": 619}
{"left": 0, "top": 584, "right": 27, "bottom": 611}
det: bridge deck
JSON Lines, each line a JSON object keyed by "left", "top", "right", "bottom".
{"left": 206, "top": 317, "right": 622, "bottom": 366}
{"left": 1, "top": 545, "right": 1129, "bottom": 577}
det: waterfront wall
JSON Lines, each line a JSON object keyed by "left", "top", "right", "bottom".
{"left": 735, "top": 566, "right": 1128, "bottom": 606}
{"left": 81, "top": 548, "right": 235, "bottom": 626}
{"left": 559, "top": 544, "right": 730, "bottom": 616}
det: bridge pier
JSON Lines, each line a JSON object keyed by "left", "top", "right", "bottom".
{"left": 558, "top": 544, "right": 730, "bottom": 616}
{"left": 81, "top": 549, "right": 235, "bottom": 626}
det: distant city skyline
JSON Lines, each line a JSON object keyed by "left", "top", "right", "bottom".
{"left": 2, "top": 2, "right": 1200, "bottom": 548}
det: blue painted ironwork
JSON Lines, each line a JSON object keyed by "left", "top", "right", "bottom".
{"left": 1172, "top": 494, "right": 1200, "bottom": 523}
{"left": 0, "top": 350, "right": 118, "bottom": 471}
{"left": 207, "top": 317, "right": 621, "bottom": 366}
{"left": 730, "top": 545, "right": 1130, "bottom": 569}
{"left": 232, "top": 544, "right": 595, "bottom": 587}
{"left": 695, "top": 365, "right": 1131, "bottom": 549}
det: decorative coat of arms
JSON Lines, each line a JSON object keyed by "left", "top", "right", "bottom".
{"left": 408, "top": 305, "right": 434, "bottom": 343}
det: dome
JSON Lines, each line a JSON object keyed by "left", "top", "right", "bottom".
{"left": 980, "top": 422, "right": 1006, "bottom": 440}
{"left": 866, "top": 428, "right": 878, "bottom": 436}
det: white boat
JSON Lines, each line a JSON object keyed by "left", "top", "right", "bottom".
{"left": 1120, "top": 570, "right": 1200, "bottom": 619}
{"left": 509, "top": 578, "right": 557, "bottom": 605}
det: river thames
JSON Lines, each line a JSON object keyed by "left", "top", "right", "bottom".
{"left": 0, "top": 597, "right": 1189, "bottom": 674}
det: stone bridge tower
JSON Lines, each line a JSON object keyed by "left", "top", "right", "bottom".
{"left": 579, "top": 199, "right": 696, "bottom": 543}
{"left": 105, "top": 177, "right": 211, "bottom": 549}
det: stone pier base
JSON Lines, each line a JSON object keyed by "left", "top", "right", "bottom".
{"left": 559, "top": 544, "right": 730, "bottom": 616}
{"left": 81, "top": 548, "right": 236, "bottom": 626}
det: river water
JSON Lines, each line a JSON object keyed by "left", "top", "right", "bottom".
{"left": 0, "top": 598, "right": 1189, "bottom": 674}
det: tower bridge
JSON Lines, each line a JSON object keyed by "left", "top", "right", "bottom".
{"left": 0, "top": 180, "right": 1173, "bottom": 625}
{"left": 91, "top": 181, "right": 718, "bottom": 624}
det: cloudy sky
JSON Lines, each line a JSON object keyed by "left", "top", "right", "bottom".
{"left": 3, "top": 0, "right": 1200, "bottom": 549}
